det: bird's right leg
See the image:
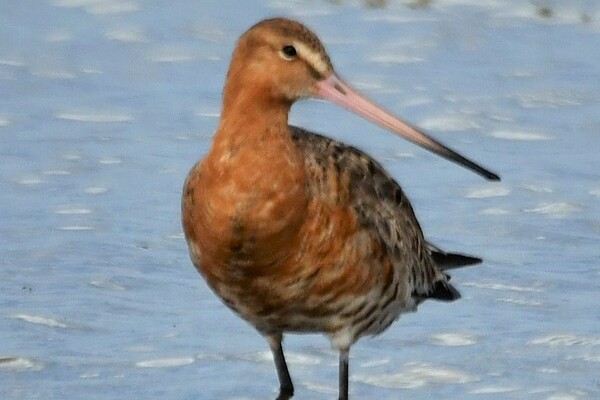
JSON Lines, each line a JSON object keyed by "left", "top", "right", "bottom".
{"left": 267, "top": 334, "right": 294, "bottom": 400}
{"left": 338, "top": 348, "right": 350, "bottom": 400}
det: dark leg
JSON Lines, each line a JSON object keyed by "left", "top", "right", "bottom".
{"left": 339, "top": 348, "right": 349, "bottom": 400}
{"left": 267, "top": 334, "right": 294, "bottom": 400}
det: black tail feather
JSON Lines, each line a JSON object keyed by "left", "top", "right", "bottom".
{"left": 427, "top": 242, "right": 482, "bottom": 270}
{"left": 429, "top": 280, "right": 461, "bottom": 301}
{"left": 413, "top": 280, "right": 462, "bottom": 303}
{"left": 414, "top": 242, "right": 481, "bottom": 303}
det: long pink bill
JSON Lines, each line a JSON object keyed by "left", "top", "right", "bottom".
{"left": 315, "top": 73, "right": 500, "bottom": 181}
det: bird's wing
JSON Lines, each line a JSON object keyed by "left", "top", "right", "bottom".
{"left": 291, "top": 126, "right": 462, "bottom": 302}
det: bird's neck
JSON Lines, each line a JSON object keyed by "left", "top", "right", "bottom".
{"left": 195, "top": 87, "right": 307, "bottom": 269}
{"left": 207, "top": 86, "right": 303, "bottom": 202}
{"left": 219, "top": 108, "right": 289, "bottom": 146}
{"left": 219, "top": 76, "right": 292, "bottom": 138}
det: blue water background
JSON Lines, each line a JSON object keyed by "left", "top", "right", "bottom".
{"left": 1, "top": 1, "right": 599, "bottom": 399}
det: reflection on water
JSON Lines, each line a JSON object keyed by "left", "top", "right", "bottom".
{"left": 327, "top": 0, "right": 430, "bottom": 9}
{"left": 325, "top": 0, "right": 596, "bottom": 24}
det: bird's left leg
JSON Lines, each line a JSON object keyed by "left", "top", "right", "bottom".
{"left": 267, "top": 334, "right": 294, "bottom": 400}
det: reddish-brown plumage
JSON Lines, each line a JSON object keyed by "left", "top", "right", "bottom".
{"left": 181, "top": 17, "right": 497, "bottom": 400}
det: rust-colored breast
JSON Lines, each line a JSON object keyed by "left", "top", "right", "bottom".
{"left": 182, "top": 124, "right": 451, "bottom": 348}
{"left": 181, "top": 123, "right": 310, "bottom": 323}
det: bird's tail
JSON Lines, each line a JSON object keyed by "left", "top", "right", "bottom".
{"left": 422, "top": 242, "right": 482, "bottom": 302}
{"left": 427, "top": 242, "right": 482, "bottom": 270}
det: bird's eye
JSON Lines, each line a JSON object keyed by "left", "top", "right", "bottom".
{"left": 281, "top": 45, "right": 297, "bottom": 60}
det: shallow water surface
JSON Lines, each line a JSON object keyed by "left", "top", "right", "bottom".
{"left": 1, "top": 1, "right": 599, "bottom": 399}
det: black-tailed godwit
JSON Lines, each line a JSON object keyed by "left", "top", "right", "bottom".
{"left": 181, "top": 18, "right": 499, "bottom": 400}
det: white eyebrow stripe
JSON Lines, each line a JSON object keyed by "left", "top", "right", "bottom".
{"left": 294, "top": 41, "right": 328, "bottom": 76}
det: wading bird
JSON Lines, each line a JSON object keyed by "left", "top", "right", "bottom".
{"left": 181, "top": 18, "right": 499, "bottom": 400}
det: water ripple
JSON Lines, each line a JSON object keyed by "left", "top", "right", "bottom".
{"left": 55, "top": 112, "right": 133, "bottom": 123}
{"left": 354, "top": 363, "right": 477, "bottom": 389}
{"left": 10, "top": 314, "right": 69, "bottom": 329}
{"left": 136, "top": 357, "right": 195, "bottom": 368}
{"left": 0, "top": 357, "right": 44, "bottom": 371}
